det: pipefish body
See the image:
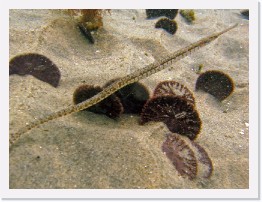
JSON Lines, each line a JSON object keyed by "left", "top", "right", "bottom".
{"left": 9, "top": 23, "right": 238, "bottom": 146}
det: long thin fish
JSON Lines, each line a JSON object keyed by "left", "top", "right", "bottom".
{"left": 10, "top": 23, "right": 238, "bottom": 146}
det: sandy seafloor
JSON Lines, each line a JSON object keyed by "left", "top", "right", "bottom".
{"left": 9, "top": 9, "right": 249, "bottom": 189}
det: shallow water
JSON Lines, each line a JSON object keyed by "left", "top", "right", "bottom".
{"left": 9, "top": 9, "right": 249, "bottom": 189}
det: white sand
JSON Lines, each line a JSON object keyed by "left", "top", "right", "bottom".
{"left": 9, "top": 9, "right": 249, "bottom": 188}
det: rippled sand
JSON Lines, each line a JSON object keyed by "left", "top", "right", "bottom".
{"left": 9, "top": 9, "right": 249, "bottom": 189}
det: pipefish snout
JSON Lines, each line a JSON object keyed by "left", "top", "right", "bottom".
{"left": 9, "top": 23, "right": 238, "bottom": 147}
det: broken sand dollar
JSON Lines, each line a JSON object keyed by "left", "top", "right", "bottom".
{"left": 153, "top": 80, "right": 195, "bottom": 106}
{"left": 190, "top": 141, "right": 213, "bottom": 178}
{"left": 195, "top": 70, "right": 234, "bottom": 101}
{"left": 104, "top": 78, "right": 150, "bottom": 114}
{"left": 162, "top": 133, "right": 213, "bottom": 180}
{"left": 9, "top": 53, "right": 61, "bottom": 87}
{"left": 73, "top": 84, "right": 123, "bottom": 119}
{"left": 140, "top": 95, "right": 201, "bottom": 140}
{"left": 162, "top": 133, "right": 197, "bottom": 180}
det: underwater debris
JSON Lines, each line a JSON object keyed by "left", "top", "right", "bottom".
{"left": 195, "top": 70, "right": 234, "bottom": 101}
{"left": 104, "top": 78, "right": 150, "bottom": 114}
{"left": 153, "top": 81, "right": 195, "bottom": 106}
{"left": 155, "top": 18, "right": 178, "bottom": 35}
{"left": 73, "top": 84, "right": 123, "bottom": 119}
{"left": 9, "top": 53, "right": 61, "bottom": 87}
{"left": 140, "top": 95, "right": 201, "bottom": 140}
{"left": 240, "top": 10, "right": 249, "bottom": 20}
{"left": 179, "top": 9, "right": 196, "bottom": 23}
{"left": 162, "top": 133, "right": 197, "bottom": 180}
{"left": 146, "top": 9, "right": 179, "bottom": 20}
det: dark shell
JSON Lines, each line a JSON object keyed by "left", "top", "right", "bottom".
{"left": 190, "top": 141, "right": 213, "bottom": 178}
{"left": 155, "top": 18, "right": 178, "bottom": 35}
{"left": 146, "top": 9, "right": 178, "bottom": 20}
{"left": 104, "top": 78, "right": 150, "bottom": 114}
{"left": 9, "top": 53, "right": 61, "bottom": 87}
{"left": 195, "top": 70, "right": 234, "bottom": 101}
{"left": 78, "top": 22, "right": 95, "bottom": 44}
{"left": 140, "top": 95, "right": 201, "bottom": 140}
{"left": 162, "top": 133, "right": 197, "bottom": 180}
{"left": 73, "top": 84, "right": 123, "bottom": 119}
{"left": 153, "top": 80, "right": 195, "bottom": 106}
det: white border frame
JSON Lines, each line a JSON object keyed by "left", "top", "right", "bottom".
{"left": 1, "top": 0, "right": 259, "bottom": 199}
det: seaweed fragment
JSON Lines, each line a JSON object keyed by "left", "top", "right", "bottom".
{"left": 67, "top": 9, "right": 110, "bottom": 44}
{"left": 195, "top": 64, "right": 203, "bottom": 74}
{"left": 140, "top": 95, "right": 201, "bottom": 140}
{"left": 67, "top": 9, "right": 105, "bottom": 30}
{"left": 153, "top": 81, "right": 195, "bottom": 106}
{"left": 78, "top": 22, "right": 95, "bottom": 44}
{"left": 155, "top": 18, "right": 178, "bottom": 35}
{"left": 73, "top": 84, "right": 123, "bottom": 119}
{"left": 9, "top": 53, "right": 61, "bottom": 87}
{"left": 104, "top": 78, "right": 150, "bottom": 114}
{"left": 179, "top": 9, "right": 196, "bottom": 23}
{"left": 146, "top": 9, "right": 179, "bottom": 20}
{"left": 162, "top": 133, "right": 197, "bottom": 180}
{"left": 195, "top": 70, "right": 234, "bottom": 101}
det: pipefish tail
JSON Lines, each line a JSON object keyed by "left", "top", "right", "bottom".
{"left": 9, "top": 23, "right": 238, "bottom": 146}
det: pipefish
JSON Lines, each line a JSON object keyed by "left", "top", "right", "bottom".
{"left": 9, "top": 23, "right": 238, "bottom": 146}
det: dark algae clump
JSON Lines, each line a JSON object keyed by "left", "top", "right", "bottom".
{"left": 9, "top": 53, "right": 61, "bottom": 87}
{"left": 155, "top": 18, "right": 178, "bottom": 35}
{"left": 195, "top": 70, "right": 234, "bottom": 101}
{"left": 179, "top": 9, "right": 196, "bottom": 23}
{"left": 146, "top": 9, "right": 179, "bottom": 20}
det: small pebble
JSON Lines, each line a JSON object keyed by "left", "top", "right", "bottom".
{"left": 239, "top": 129, "right": 244, "bottom": 135}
